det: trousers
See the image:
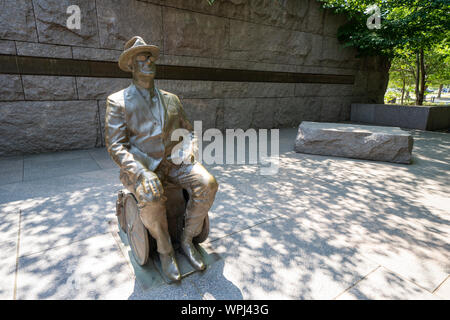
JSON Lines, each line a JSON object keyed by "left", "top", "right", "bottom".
{"left": 130, "top": 160, "right": 218, "bottom": 254}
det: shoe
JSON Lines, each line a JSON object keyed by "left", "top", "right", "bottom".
{"left": 159, "top": 251, "right": 181, "bottom": 282}
{"left": 180, "top": 240, "right": 206, "bottom": 271}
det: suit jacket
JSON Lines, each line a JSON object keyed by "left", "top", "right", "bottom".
{"left": 105, "top": 83, "right": 194, "bottom": 190}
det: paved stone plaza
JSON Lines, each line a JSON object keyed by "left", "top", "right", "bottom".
{"left": 0, "top": 128, "right": 448, "bottom": 300}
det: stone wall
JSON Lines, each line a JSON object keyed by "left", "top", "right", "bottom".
{"left": 0, "top": 0, "right": 389, "bottom": 156}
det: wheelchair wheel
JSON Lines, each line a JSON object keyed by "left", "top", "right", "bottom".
{"left": 124, "top": 193, "right": 150, "bottom": 266}
{"left": 193, "top": 215, "right": 210, "bottom": 244}
{"left": 116, "top": 190, "right": 127, "bottom": 233}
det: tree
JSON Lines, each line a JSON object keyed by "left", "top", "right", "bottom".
{"left": 318, "top": 0, "right": 450, "bottom": 105}
{"left": 389, "top": 51, "right": 416, "bottom": 104}
{"left": 426, "top": 43, "right": 450, "bottom": 98}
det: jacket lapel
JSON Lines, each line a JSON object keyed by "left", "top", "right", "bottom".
{"left": 157, "top": 88, "right": 169, "bottom": 131}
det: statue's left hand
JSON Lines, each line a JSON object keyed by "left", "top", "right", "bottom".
{"left": 135, "top": 171, "right": 164, "bottom": 201}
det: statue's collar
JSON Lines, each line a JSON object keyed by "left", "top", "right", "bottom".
{"left": 133, "top": 82, "right": 157, "bottom": 100}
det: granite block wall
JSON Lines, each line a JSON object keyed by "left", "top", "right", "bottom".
{"left": 0, "top": 0, "right": 389, "bottom": 156}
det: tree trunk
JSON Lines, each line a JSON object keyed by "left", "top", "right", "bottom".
{"left": 415, "top": 52, "right": 420, "bottom": 105}
{"left": 438, "top": 84, "right": 443, "bottom": 98}
{"left": 401, "top": 78, "right": 405, "bottom": 105}
{"left": 418, "top": 49, "right": 426, "bottom": 105}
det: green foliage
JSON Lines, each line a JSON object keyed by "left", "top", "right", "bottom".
{"left": 319, "top": 0, "right": 449, "bottom": 105}
{"left": 384, "top": 90, "right": 398, "bottom": 103}
{"left": 317, "top": 0, "right": 450, "bottom": 57}
{"left": 426, "top": 42, "right": 450, "bottom": 87}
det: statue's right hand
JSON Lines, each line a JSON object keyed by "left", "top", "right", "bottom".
{"left": 136, "top": 171, "right": 164, "bottom": 201}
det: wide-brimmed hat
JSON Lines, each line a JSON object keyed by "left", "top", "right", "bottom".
{"left": 118, "top": 36, "right": 160, "bottom": 72}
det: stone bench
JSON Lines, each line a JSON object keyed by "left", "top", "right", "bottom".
{"left": 351, "top": 104, "right": 450, "bottom": 131}
{"left": 294, "top": 122, "right": 414, "bottom": 164}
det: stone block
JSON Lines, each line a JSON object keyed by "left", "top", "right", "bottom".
{"left": 323, "top": 84, "right": 354, "bottom": 97}
{"left": 181, "top": 98, "right": 221, "bottom": 130}
{"left": 15, "top": 42, "right": 72, "bottom": 59}
{"left": 320, "top": 96, "right": 352, "bottom": 122}
{"left": 0, "top": 40, "right": 16, "bottom": 55}
{"left": 0, "top": 0, "right": 38, "bottom": 41}
{"left": 76, "top": 77, "right": 130, "bottom": 100}
{"left": 274, "top": 97, "right": 321, "bottom": 127}
{"left": 367, "top": 71, "right": 389, "bottom": 103}
{"left": 301, "top": 0, "right": 325, "bottom": 34}
{"left": 252, "top": 98, "right": 276, "bottom": 129}
{"left": 98, "top": 100, "right": 107, "bottom": 147}
{"left": 224, "top": 98, "right": 256, "bottom": 130}
{"left": 160, "top": 54, "right": 214, "bottom": 68}
{"left": 247, "top": 0, "right": 309, "bottom": 30}
{"left": 32, "top": 0, "right": 99, "bottom": 47}
{"left": 164, "top": 0, "right": 312, "bottom": 32}
{"left": 0, "top": 75, "right": 24, "bottom": 101}
{"left": 0, "top": 101, "right": 98, "bottom": 156}
{"left": 96, "top": 0, "right": 163, "bottom": 50}
{"left": 228, "top": 20, "right": 311, "bottom": 64}
{"left": 163, "top": 7, "right": 228, "bottom": 58}
{"left": 352, "top": 70, "right": 369, "bottom": 96}
{"left": 351, "top": 104, "right": 450, "bottom": 131}
{"left": 294, "top": 122, "right": 414, "bottom": 164}
{"left": 214, "top": 82, "right": 250, "bottom": 99}
{"left": 213, "top": 82, "right": 295, "bottom": 99}
{"left": 162, "top": 0, "right": 249, "bottom": 21}
{"left": 295, "top": 84, "right": 353, "bottom": 97}
{"left": 211, "top": 58, "right": 294, "bottom": 72}
{"left": 22, "top": 76, "right": 77, "bottom": 100}
{"left": 71, "top": 47, "right": 122, "bottom": 61}
{"left": 304, "top": 33, "right": 324, "bottom": 66}
{"left": 321, "top": 36, "right": 358, "bottom": 68}
{"left": 155, "top": 80, "right": 214, "bottom": 99}
{"left": 294, "top": 83, "right": 322, "bottom": 97}
{"left": 247, "top": 82, "right": 295, "bottom": 98}
{"left": 323, "top": 10, "right": 348, "bottom": 37}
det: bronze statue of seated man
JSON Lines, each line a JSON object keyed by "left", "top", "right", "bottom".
{"left": 105, "top": 36, "right": 218, "bottom": 282}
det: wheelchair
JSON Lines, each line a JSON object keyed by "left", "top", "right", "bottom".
{"left": 115, "top": 185, "right": 210, "bottom": 266}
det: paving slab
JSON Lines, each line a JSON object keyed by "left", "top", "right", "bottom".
{"left": 0, "top": 241, "right": 17, "bottom": 300}
{"left": 336, "top": 267, "right": 438, "bottom": 300}
{"left": 0, "top": 156, "right": 23, "bottom": 185}
{"left": 0, "top": 167, "right": 120, "bottom": 207}
{"left": 0, "top": 207, "right": 20, "bottom": 244}
{"left": 23, "top": 156, "right": 101, "bottom": 181}
{"left": 433, "top": 276, "right": 450, "bottom": 299}
{"left": 88, "top": 148, "right": 117, "bottom": 169}
{"left": 23, "top": 150, "right": 92, "bottom": 163}
{"left": 18, "top": 184, "right": 118, "bottom": 256}
{"left": 206, "top": 181, "right": 279, "bottom": 242}
{"left": 16, "top": 233, "right": 135, "bottom": 299}
{"left": 190, "top": 218, "right": 379, "bottom": 299}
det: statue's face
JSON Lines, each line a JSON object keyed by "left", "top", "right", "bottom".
{"left": 131, "top": 52, "right": 156, "bottom": 79}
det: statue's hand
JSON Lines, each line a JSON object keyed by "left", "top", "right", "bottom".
{"left": 136, "top": 171, "right": 164, "bottom": 201}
